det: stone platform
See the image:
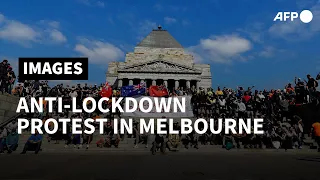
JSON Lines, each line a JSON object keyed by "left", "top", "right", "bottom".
{"left": 0, "top": 94, "right": 20, "bottom": 124}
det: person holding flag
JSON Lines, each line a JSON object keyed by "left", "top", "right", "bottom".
{"left": 121, "top": 82, "right": 146, "bottom": 97}
{"left": 149, "top": 84, "right": 169, "bottom": 97}
{"left": 99, "top": 82, "right": 112, "bottom": 98}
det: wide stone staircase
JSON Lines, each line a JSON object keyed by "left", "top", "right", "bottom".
{"left": 0, "top": 94, "right": 20, "bottom": 125}
{"left": 0, "top": 93, "right": 318, "bottom": 153}
{"left": 8, "top": 131, "right": 318, "bottom": 154}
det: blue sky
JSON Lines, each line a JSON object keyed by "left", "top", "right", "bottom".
{"left": 0, "top": 0, "right": 319, "bottom": 89}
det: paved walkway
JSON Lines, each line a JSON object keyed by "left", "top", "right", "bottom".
{"left": 1, "top": 152, "right": 320, "bottom": 180}
{"left": 2, "top": 133, "right": 320, "bottom": 180}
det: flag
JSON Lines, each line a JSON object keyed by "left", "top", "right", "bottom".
{"left": 149, "top": 85, "right": 169, "bottom": 97}
{"left": 134, "top": 82, "right": 146, "bottom": 90}
{"left": 99, "top": 82, "right": 112, "bottom": 98}
{"left": 121, "top": 82, "right": 146, "bottom": 97}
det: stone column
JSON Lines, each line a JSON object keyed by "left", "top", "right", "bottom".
{"left": 129, "top": 79, "right": 133, "bottom": 85}
{"left": 118, "top": 79, "right": 123, "bottom": 88}
{"left": 152, "top": 80, "right": 156, "bottom": 86}
{"left": 186, "top": 80, "right": 190, "bottom": 89}
{"left": 196, "top": 80, "right": 200, "bottom": 90}
{"left": 175, "top": 80, "right": 179, "bottom": 89}
{"left": 163, "top": 79, "right": 168, "bottom": 87}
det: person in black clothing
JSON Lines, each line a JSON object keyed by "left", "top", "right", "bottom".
{"left": 7, "top": 68, "right": 16, "bottom": 94}
{"left": 32, "top": 80, "right": 41, "bottom": 96}
{"left": 198, "top": 90, "right": 207, "bottom": 118}
{"left": 306, "top": 74, "right": 316, "bottom": 90}
{"left": 104, "top": 121, "right": 120, "bottom": 148}
{"left": 0, "top": 60, "right": 9, "bottom": 94}
{"left": 82, "top": 83, "right": 89, "bottom": 97}
{"left": 92, "top": 84, "right": 98, "bottom": 91}
{"left": 76, "top": 84, "right": 83, "bottom": 104}
{"left": 306, "top": 74, "right": 317, "bottom": 102}
{"left": 295, "top": 77, "right": 306, "bottom": 104}
{"left": 191, "top": 92, "right": 199, "bottom": 118}
{"left": 41, "top": 81, "right": 48, "bottom": 97}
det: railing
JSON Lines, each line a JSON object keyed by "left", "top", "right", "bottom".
{"left": 0, "top": 113, "right": 23, "bottom": 128}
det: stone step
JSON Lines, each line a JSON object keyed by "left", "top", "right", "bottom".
{"left": 0, "top": 109, "right": 5, "bottom": 116}
{"left": 6, "top": 143, "right": 318, "bottom": 154}
{"left": 17, "top": 134, "right": 319, "bottom": 145}
{"left": 0, "top": 116, "right": 4, "bottom": 124}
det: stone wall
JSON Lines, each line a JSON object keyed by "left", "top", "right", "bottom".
{"left": 107, "top": 62, "right": 212, "bottom": 88}
{"left": 194, "top": 64, "right": 212, "bottom": 89}
{"left": 106, "top": 47, "right": 213, "bottom": 89}
{"left": 125, "top": 47, "right": 194, "bottom": 66}
{"left": 106, "top": 62, "right": 120, "bottom": 86}
{"left": 0, "top": 94, "right": 20, "bottom": 124}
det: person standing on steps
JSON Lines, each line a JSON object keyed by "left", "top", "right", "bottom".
{"left": 311, "top": 121, "right": 320, "bottom": 152}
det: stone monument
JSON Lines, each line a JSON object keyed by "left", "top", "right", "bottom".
{"left": 106, "top": 26, "right": 212, "bottom": 91}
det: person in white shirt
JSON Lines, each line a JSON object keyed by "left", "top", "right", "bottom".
{"left": 235, "top": 99, "right": 246, "bottom": 119}
{"left": 293, "top": 116, "right": 303, "bottom": 149}
{"left": 0, "top": 127, "right": 8, "bottom": 138}
{"left": 218, "top": 97, "right": 226, "bottom": 106}
{"left": 6, "top": 120, "right": 18, "bottom": 133}
{"left": 257, "top": 92, "right": 265, "bottom": 100}
{"left": 69, "top": 87, "right": 78, "bottom": 98}
{"left": 218, "top": 96, "right": 226, "bottom": 114}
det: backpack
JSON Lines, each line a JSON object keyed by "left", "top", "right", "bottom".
{"left": 225, "top": 142, "right": 233, "bottom": 150}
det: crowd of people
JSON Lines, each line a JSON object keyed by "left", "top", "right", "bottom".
{"left": 0, "top": 58, "right": 320, "bottom": 155}
{"left": 0, "top": 59, "right": 16, "bottom": 95}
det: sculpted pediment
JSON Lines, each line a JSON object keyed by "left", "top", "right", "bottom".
{"left": 118, "top": 59, "right": 201, "bottom": 74}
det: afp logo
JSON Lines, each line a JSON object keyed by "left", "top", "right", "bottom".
{"left": 19, "top": 57, "right": 89, "bottom": 81}
{"left": 273, "top": 10, "right": 313, "bottom": 23}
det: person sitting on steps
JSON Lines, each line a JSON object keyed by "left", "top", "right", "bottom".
{"left": 21, "top": 130, "right": 43, "bottom": 154}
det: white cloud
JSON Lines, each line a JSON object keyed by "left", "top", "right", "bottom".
{"left": 238, "top": 22, "right": 265, "bottom": 43}
{"left": 0, "top": 20, "right": 40, "bottom": 44}
{"left": 258, "top": 46, "right": 275, "bottom": 58}
{"left": 164, "top": 17, "right": 177, "bottom": 24}
{"left": 268, "top": 1, "right": 320, "bottom": 40}
{"left": 41, "top": 20, "right": 67, "bottom": 44}
{"left": 74, "top": 38, "right": 124, "bottom": 64}
{"left": 296, "top": 0, "right": 318, "bottom": 9}
{"left": 0, "top": 13, "right": 67, "bottom": 45}
{"left": 184, "top": 50, "right": 203, "bottom": 64}
{"left": 49, "top": 29, "right": 67, "bottom": 43}
{"left": 200, "top": 36, "right": 251, "bottom": 56}
{"left": 0, "top": 14, "right": 4, "bottom": 23}
{"left": 77, "top": 0, "right": 105, "bottom": 7}
{"left": 188, "top": 35, "right": 252, "bottom": 64}
{"left": 47, "top": 21, "right": 60, "bottom": 29}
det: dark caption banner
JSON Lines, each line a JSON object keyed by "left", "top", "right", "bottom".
{"left": 18, "top": 57, "right": 89, "bottom": 81}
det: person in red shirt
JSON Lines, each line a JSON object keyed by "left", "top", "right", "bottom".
{"left": 242, "top": 92, "right": 251, "bottom": 103}
{"left": 311, "top": 121, "right": 320, "bottom": 152}
{"left": 285, "top": 83, "right": 294, "bottom": 95}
